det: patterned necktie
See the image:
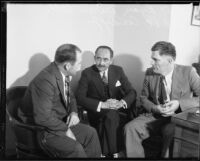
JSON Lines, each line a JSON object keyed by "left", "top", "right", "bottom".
{"left": 159, "top": 75, "right": 168, "bottom": 105}
{"left": 65, "top": 76, "right": 70, "bottom": 105}
{"left": 102, "top": 72, "right": 108, "bottom": 84}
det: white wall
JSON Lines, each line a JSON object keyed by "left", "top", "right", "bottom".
{"left": 7, "top": 4, "right": 115, "bottom": 88}
{"left": 169, "top": 4, "right": 200, "bottom": 66}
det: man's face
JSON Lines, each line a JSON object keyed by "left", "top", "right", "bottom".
{"left": 94, "top": 48, "right": 113, "bottom": 72}
{"left": 151, "top": 50, "right": 170, "bottom": 75}
{"left": 68, "top": 52, "right": 82, "bottom": 75}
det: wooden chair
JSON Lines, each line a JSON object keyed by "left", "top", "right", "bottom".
{"left": 6, "top": 86, "right": 56, "bottom": 159}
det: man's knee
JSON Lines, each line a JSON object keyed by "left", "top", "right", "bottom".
{"left": 162, "top": 123, "right": 175, "bottom": 138}
{"left": 124, "top": 120, "right": 137, "bottom": 134}
{"left": 73, "top": 142, "right": 87, "bottom": 157}
{"left": 104, "top": 110, "right": 119, "bottom": 122}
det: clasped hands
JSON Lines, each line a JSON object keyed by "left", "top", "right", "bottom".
{"left": 156, "top": 100, "right": 180, "bottom": 117}
{"left": 101, "top": 98, "right": 124, "bottom": 110}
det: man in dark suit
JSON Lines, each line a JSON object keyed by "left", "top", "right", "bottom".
{"left": 125, "top": 41, "right": 200, "bottom": 158}
{"left": 21, "top": 44, "right": 101, "bottom": 158}
{"left": 76, "top": 45, "right": 137, "bottom": 158}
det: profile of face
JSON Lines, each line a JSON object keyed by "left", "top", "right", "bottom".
{"left": 151, "top": 50, "right": 171, "bottom": 75}
{"left": 94, "top": 48, "right": 113, "bottom": 72}
{"left": 66, "top": 51, "right": 82, "bottom": 76}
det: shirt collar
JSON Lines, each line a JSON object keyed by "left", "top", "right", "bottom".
{"left": 100, "top": 68, "right": 108, "bottom": 77}
{"left": 165, "top": 66, "right": 174, "bottom": 80}
{"left": 60, "top": 71, "right": 72, "bottom": 83}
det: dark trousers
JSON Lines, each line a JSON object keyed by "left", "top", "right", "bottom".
{"left": 43, "top": 123, "right": 101, "bottom": 158}
{"left": 124, "top": 113, "right": 175, "bottom": 158}
{"left": 88, "top": 109, "right": 128, "bottom": 155}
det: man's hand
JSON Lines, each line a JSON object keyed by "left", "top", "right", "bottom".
{"left": 101, "top": 99, "right": 125, "bottom": 110}
{"left": 101, "top": 101, "right": 111, "bottom": 109}
{"left": 66, "top": 128, "right": 76, "bottom": 140}
{"left": 107, "top": 99, "right": 120, "bottom": 109}
{"left": 66, "top": 112, "right": 80, "bottom": 128}
{"left": 161, "top": 100, "right": 180, "bottom": 117}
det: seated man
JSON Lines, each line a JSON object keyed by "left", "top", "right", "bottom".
{"left": 76, "top": 45, "right": 137, "bottom": 158}
{"left": 20, "top": 44, "right": 102, "bottom": 158}
{"left": 125, "top": 41, "right": 200, "bottom": 158}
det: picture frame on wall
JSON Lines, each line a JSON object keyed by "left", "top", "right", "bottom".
{"left": 191, "top": 3, "right": 200, "bottom": 26}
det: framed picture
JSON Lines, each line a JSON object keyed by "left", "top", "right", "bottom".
{"left": 191, "top": 4, "right": 200, "bottom": 26}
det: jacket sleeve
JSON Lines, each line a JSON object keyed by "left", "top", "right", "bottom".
{"left": 119, "top": 67, "right": 137, "bottom": 108}
{"left": 31, "top": 76, "right": 68, "bottom": 132}
{"left": 179, "top": 67, "right": 200, "bottom": 111}
{"left": 140, "top": 70, "right": 158, "bottom": 113}
{"left": 76, "top": 70, "right": 100, "bottom": 112}
{"left": 68, "top": 89, "right": 78, "bottom": 114}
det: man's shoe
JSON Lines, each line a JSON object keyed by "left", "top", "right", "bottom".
{"left": 113, "top": 151, "right": 126, "bottom": 158}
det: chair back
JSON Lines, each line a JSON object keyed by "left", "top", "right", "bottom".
{"left": 6, "top": 86, "right": 53, "bottom": 158}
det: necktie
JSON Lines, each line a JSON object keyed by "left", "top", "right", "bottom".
{"left": 158, "top": 75, "right": 168, "bottom": 105}
{"left": 65, "top": 76, "right": 70, "bottom": 105}
{"left": 101, "top": 71, "right": 110, "bottom": 99}
{"left": 102, "top": 72, "right": 108, "bottom": 84}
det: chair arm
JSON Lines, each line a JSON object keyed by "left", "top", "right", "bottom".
{"left": 77, "top": 105, "right": 89, "bottom": 124}
{"left": 10, "top": 118, "right": 46, "bottom": 131}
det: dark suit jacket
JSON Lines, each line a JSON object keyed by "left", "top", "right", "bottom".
{"left": 76, "top": 65, "right": 136, "bottom": 113}
{"left": 140, "top": 64, "right": 200, "bottom": 113}
{"left": 21, "top": 62, "right": 77, "bottom": 137}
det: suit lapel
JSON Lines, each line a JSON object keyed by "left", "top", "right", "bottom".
{"left": 108, "top": 66, "right": 117, "bottom": 97}
{"left": 91, "top": 65, "right": 105, "bottom": 98}
{"left": 51, "top": 63, "right": 68, "bottom": 107}
{"left": 171, "top": 65, "right": 182, "bottom": 100}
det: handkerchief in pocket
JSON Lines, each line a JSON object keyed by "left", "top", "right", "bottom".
{"left": 115, "top": 80, "right": 121, "bottom": 87}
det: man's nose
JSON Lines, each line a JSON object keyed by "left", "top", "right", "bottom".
{"left": 99, "top": 59, "right": 104, "bottom": 65}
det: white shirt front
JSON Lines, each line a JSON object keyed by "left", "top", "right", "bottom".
{"left": 163, "top": 68, "right": 174, "bottom": 102}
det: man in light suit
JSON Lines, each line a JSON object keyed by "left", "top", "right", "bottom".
{"left": 76, "top": 45, "right": 137, "bottom": 158}
{"left": 21, "top": 44, "right": 101, "bottom": 158}
{"left": 124, "top": 41, "right": 200, "bottom": 158}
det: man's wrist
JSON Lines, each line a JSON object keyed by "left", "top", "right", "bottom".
{"left": 70, "top": 112, "right": 78, "bottom": 116}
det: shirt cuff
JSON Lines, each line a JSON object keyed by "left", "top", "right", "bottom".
{"left": 97, "top": 102, "right": 102, "bottom": 112}
{"left": 121, "top": 99, "right": 127, "bottom": 109}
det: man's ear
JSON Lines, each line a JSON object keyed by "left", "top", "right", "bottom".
{"left": 167, "top": 57, "right": 173, "bottom": 64}
{"left": 64, "top": 63, "right": 70, "bottom": 71}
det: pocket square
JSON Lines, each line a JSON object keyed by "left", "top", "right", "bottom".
{"left": 115, "top": 80, "right": 121, "bottom": 87}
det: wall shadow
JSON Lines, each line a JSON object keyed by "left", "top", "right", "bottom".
{"left": 6, "top": 53, "right": 51, "bottom": 157}
{"left": 71, "top": 50, "right": 94, "bottom": 93}
{"left": 10, "top": 53, "right": 51, "bottom": 87}
{"left": 113, "top": 53, "right": 145, "bottom": 106}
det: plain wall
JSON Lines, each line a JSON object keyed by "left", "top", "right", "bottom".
{"left": 6, "top": 4, "right": 200, "bottom": 157}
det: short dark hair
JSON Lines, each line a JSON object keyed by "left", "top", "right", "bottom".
{"left": 95, "top": 45, "right": 114, "bottom": 58}
{"left": 151, "top": 41, "right": 176, "bottom": 60}
{"left": 54, "top": 44, "right": 81, "bottom": 64}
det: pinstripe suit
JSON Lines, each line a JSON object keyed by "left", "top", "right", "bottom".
{"left": 21, "top": 62, "right": 101, "bottom": 158}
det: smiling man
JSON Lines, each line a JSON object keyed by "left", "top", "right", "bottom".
{"left": 76, "top": 45, "right": 137, "bottom": 158}
{"left": 124, "top": 41, "right": 200, "bottom": 158}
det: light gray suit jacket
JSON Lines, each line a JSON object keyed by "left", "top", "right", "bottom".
{"left": 140, "top": 64, "right": 200, "bottom": 113}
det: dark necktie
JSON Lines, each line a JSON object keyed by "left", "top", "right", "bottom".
{"left": 102, "top": 72, "right": 108, "bottom": 84}
{"left": 101, "top": 72, "right": 110, "bottom": 99}
{"left": 65, "top": 76, "right": 70, "bottom": 105}
{"left": 158, "top": 75, "right": 168, "bottom": 105}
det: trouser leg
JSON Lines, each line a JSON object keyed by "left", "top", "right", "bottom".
{"left": 161, "top": 122, "right": 175, "bottom": 157}
{"left": 100, "top": 110, "right": 120, "bottom": 155}
{"left": 124, "top": 114, "right": 155, "bottom": 158}
{"left": 71, "top": 123, "right": 102, "bottom": 158}
{"left": 44, "top": 132, "right": 87, "bottom": 158}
